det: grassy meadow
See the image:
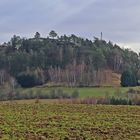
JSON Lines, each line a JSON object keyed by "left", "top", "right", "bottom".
{"left": 18, "top": 86, "right": 140, "bottom": 98}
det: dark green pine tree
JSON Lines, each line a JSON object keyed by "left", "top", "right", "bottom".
{"left": 121, "top": 70, "right": 137, "bottom": 87}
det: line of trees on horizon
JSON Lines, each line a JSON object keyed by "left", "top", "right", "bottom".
{"left": 0, "top": 31, "right": 139, "bottom": 88}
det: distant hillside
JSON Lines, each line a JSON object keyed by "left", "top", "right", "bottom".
{"left": 0, "top": 31, "right": 139, "bottom": 87}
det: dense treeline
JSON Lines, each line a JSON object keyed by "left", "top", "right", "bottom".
{"left": 0, "top": 31, "right": 140, "bottom": 87}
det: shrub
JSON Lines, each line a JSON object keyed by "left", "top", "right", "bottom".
{"left": 81, "top": 97, "right": 97, "bottom": 104}
{"left": 71, "top": 90, "right": 79, "bottom": 98}
{"left": 16, "top": 72, "right": 37, "bottom": 88}
{"left": 121, "top": 70, "right": 138, "bottom": 87}
{"left": 131, "top": 94, "right": 140, "bottom": 105}
{"left": 16, "top": 68, "right": 45, "bottom": 88}
{"left": 110, "top": 97, "right": 128, "bottom": 105}
{"left": 97, "top": 97, "right": 110, "bottom": 104}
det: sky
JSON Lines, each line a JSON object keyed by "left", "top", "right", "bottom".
{"left": 0, "top": 0, "right": 140, "bottom": 53}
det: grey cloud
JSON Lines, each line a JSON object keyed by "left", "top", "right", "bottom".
{"left": 0, "top": 0, "right": 140, "bottom": 52}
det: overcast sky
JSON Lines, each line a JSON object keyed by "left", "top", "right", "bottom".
{"left": 0, "top": 0, "right": 140, "bottom": 52}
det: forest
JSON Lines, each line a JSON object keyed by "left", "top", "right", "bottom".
{"left": 0, "top": 31, "right": 139, "bottom": 88}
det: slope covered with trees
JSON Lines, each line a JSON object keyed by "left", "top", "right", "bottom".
{"left": 0, "top": 31, "right": 139, "bottom": 87}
